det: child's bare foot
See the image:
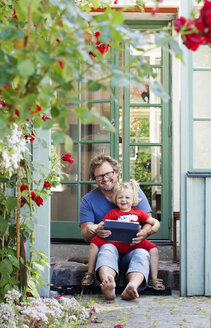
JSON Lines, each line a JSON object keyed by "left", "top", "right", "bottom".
{"left": 121, "top": 283, "right": 139, "bottom": 300}
{"left": 100, "top": 274, "right": 116, "bottom": 300}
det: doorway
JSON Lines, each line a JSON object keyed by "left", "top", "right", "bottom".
{"left": 51, "top": 22, "right": 172, "bottom": 240}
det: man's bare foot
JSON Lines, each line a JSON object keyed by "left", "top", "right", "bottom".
{"left": 100, "top": 274, "right": 116, "bottom": 300}
{"left": 121, "top": 283, "right": 139, "bottom": 300}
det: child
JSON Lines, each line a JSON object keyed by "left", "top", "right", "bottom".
{"left": 81, "top": 180, "right": 164, "bottom": 290}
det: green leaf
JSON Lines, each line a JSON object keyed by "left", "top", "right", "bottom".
{"left": 33, "top": 261, "right": 44, "bottom": 271}
{"left": 99, "top": 116, "right": 115, "bottom": 133}
{"left": 111, "top": 74, "right": 130, "bottom": 88}
{"left": 74, "top": 107, "right": 94, "bottom": 123}
{"left": 169, "top": 39, "right": 184, "bottom": 62}
{"left": 18, "top": 60, "right": 35, "bottom": 76}
{"left": 8, "top": 254, "right": 19, "bottom": 268}
{"left": 27, "top": 278, "right": 40, "bottom": 298}
{"left": 51, "top": 130, "right": 65, "bottom": 145}
{"left": 0, "top": 216, "right": 8, "bottom": 235}
{"left": 0, "top": 259, "right": 13, "bottom": 275}
{"left": 64, "top": 135, "right": 73, "bottom": 153}
{"left": 150, "top": 81, "right": 170, "bottom": 103}
{"left": 0, "top": 28, "right": 15, "bottom": 41}
{"left": 88, "top": 80, "right": 102, "bottom": 92}
{"left": 6, "top": 195, "right": 17, "bottom": 212}
{"left": 42, "top": 118, "right": 53, "bottom": 130}
{"left": 51, "top": 106, "right": 60, "bottom": 118}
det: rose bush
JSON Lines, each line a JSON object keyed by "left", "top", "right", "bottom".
{"left": 174, "top": 0, "right": 211, "bottom": 51}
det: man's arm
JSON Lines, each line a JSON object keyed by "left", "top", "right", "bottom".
{"left": 80, "top": 222, "right": 98, "bottom": 242}
{"left": 80, "top": 221, "right": 111, "bottom": 242}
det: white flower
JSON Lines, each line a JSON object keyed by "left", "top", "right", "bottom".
{"left": 0, "top": 123, "right": 29, "bottom": 175}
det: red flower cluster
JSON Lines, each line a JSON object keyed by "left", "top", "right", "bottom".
{"left": 89, "top": 31, "right": 110, "bottom": 57}
{"left": 62, "top": 153, "right": 74, "bottom": 164}
{"left": 20, "top": 185, "right": 44, "bottom": 207}
{"left": 31, "top": 191, "right": 43, "bottom": 206}
{"left": 44, "top": 181, "right": 51, "bottom": 189}
{"left": 24, "top": 131, "right": 35, "bottom": 143}
{"left": 174, "top": 0, "right": 211, "bottom": 51}
{"left": 20, "top": 184, "right": 28, "bottom": 192}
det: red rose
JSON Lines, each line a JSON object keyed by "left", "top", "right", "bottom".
{"left": 174, "top": 16, "right": 187, "bottom": 32}
{"left": 44, "top": 181, "right": 51, "bottom": 189}
{"left": 24, "top": 131, "right": 35, "bottom": 142}
{"left": 95, "top": 31, "right": 101, "bottom": 39}
{"left": 62, "top": 153, "right": 74, "bottom": 164}
{"left": 31, "top": 191, "right": 36, "bottom": 200}
{"left": 34, "top": 196, "right": 43, "bottom": 206}
{"left": 15, "top": 109, "right": 20, "bottom": 117}
{"left": 42, "top": 115, "right": 50, "bottom": 121}
{"left": 20, "top": 197, "right": 28, "bottom": 207}
{"left": 3, "top": 85, "right": 12, "bottom": 89}
{"left": 0, "top": 101, "right": 7, "bottom": 107}
{"left": 58, "top": 60, "right": 64, "bottom": 69}
{"left": 21, "top": 184, "right": 28, "bottom": 192}
{"left": 197, "top": 0, "right": 211, "bottom": 43}
{"left": 200, "top": 0, "right": 211, "bottom": 28}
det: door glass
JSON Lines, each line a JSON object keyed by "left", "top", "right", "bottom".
{"left": 130, "top": 107, "right": 161, "bottom": 143}
{"left": 51, "top": 184, "right": 78, "bottom": 221}
{"left": 130, "top": 146, "right": 162, "bottom": 183}
{"left": 81, "top": 143, "right": 110, "bottom": 180}
{"left": 81, "top": 102, "right": 111, "bottom": 140}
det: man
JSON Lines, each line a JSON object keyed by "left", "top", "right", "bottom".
{"left": 80, "top": 154, "right": 163, "bottom": 300}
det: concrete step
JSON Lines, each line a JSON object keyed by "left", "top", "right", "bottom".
{"left": 50, "top": 242, "right": 180, "bottom": 291}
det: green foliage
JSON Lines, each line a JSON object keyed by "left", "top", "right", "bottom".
{"left": 0, "top": 0, "right": 185, "bottom": 302}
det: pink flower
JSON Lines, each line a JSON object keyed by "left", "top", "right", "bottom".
{"left": 114, "top": 0, "right": 118, "bottom": 4}
{"left": 44, "top": 181, "right": 51, "bottom": 189}
{"left": 114, "top": 325, "right": 124, "bottom": 328}
{"left": 62, "top": 153, "right": 74, "bottom": 164}
{"left": 21, "top": 184, "right": 28, "bottom": 192}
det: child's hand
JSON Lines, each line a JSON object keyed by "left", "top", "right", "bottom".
{"left": 96, "top": 221, "right": 111, "bottom": 239}
{"left": 131, "top": 226, "right": 145, "bottom": 244}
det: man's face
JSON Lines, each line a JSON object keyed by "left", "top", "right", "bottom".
{"left": 94, "top": 161, "right": 119, "bottom": 192}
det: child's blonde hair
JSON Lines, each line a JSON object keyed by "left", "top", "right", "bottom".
{"left": 112, "top": 179, "right": 140, "bottom": 207}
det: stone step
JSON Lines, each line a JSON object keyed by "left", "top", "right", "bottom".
{"left": 50, "top": 242, "right": 180, "bottom": 291}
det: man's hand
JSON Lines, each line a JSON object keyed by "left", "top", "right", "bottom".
{"left": 96, "top": 221, "right": 111, "bottom": 239}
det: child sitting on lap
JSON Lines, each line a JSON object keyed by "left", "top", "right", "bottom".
{"left": 81, "top": 180, "right": 162, "bottom": 288}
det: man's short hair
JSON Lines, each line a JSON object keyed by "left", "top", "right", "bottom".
{"left": 89, "top": 154, "right": 120, "bottom": 180}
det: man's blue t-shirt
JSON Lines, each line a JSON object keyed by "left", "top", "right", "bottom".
{"left": 80, "top": 187, "right": 152, "bottom": 225}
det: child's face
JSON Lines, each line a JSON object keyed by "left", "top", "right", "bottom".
{"left": 116, "top": 190, "right": 133, "bottom": 211}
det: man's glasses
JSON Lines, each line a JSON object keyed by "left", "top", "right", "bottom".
{"left": 95, "top": 171, "right": 114, "bottom": 182}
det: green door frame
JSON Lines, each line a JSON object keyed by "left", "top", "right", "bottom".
{"left": 122, "top": 21, "right": 172, "bottom": 239}
{"left": 51, "top": 21, "right": 172, "bottom": 240}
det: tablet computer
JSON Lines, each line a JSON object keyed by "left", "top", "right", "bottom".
{"left": 104, "top": 220, "right": 139, "bottom": 243}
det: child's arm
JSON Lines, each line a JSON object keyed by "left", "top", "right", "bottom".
{"left": 145, "top": 216, "right": 160, "bottom": 235}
